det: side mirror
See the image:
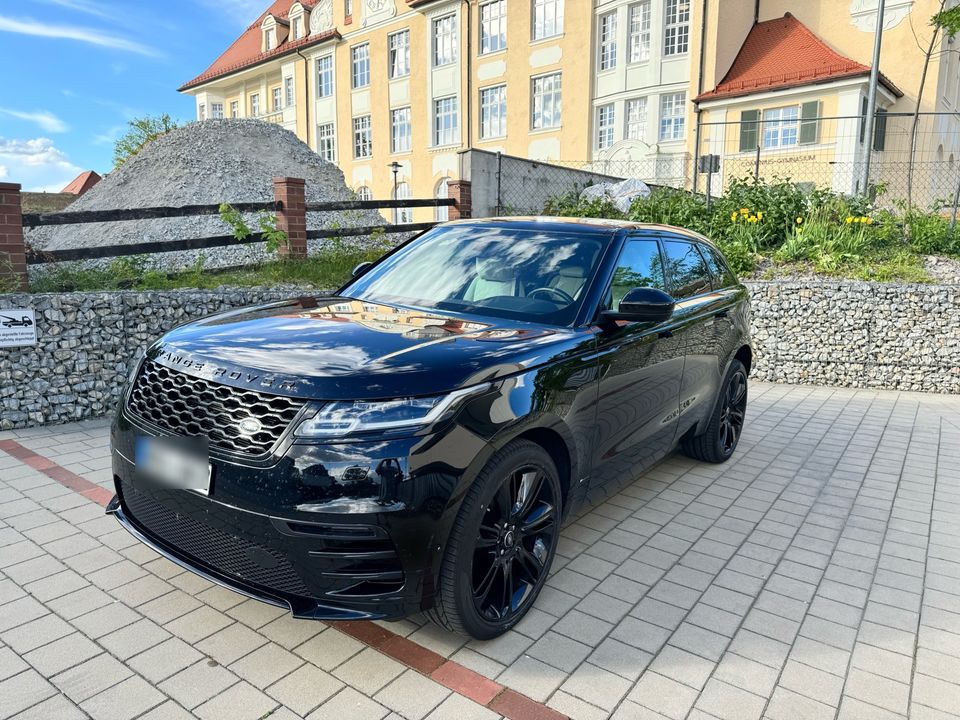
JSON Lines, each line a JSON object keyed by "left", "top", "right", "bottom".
{"left": 352, "top": 261, "right": 373, "bottom": 278}
{"left": 602, "top": 287, "right": 675, "bottom": 323}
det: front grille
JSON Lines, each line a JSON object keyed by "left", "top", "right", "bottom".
{"left": 122, "top": 481, "right": 314, "bottom": 598}
{"left": 127, "top": 359, "right": 305, "bottom": 457}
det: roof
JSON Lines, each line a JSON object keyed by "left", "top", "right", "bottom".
{"left": 61, "top": 171, "right": 102, "bottom": 196}
{"left": 696, "top": 13, "right": 902, "bottom": 103}
{"left": 179, "top": 0, "right": 340, "bottom": 91}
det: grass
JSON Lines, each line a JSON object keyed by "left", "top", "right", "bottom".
{"left": 28, "top": 240, "right": 390, "bottom": 294}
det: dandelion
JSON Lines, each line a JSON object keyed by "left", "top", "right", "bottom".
{"left": 796, "top": 217, "right": 804, "bottom": 225}
{"left": 731, "top": 212, "right": 738, "bottom": 222}
{"left": 845, "top": 217, "right": 854, "bottom": 224}
{"left": 756, "top": 211, "right": 764, "bottom": 220}
{"left": 866, "top": 217, "right": 874, "bottom": 225}
{"left": 740, "top": 208, "right": 749, "bottom": 215}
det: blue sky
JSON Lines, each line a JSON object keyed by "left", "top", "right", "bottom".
{"left": 0, "top": 0, "right": 268, "bottom": 191}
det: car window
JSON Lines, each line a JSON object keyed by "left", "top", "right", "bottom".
{"left": 662, "top": 240, "right": 712, "bottom": 299}
{"left": 607, "top": 238, "right": 666, "bottom": 310}
{"left": 700, "top": 244, "right": 737, "bottom": 288}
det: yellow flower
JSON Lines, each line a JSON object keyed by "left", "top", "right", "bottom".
{"left": 796, "top": 217, "right": 804, "bottom": 224}
{"left": 740, "top": 208, "right": 749, "bottom": 215}
{"left": 748, "top": 216, "right": 758, "bottom": 223}
{"left": 756, "top": 211, "right": 764, "bottom": 220}
{"left": 846, "top": 216, "right": 854, "bottom": 224}
{"left": 731, "top": 212, "right": 738, "bottom": 222}
{"left": 866, "top": 217, "right": 874, "bottom": 225}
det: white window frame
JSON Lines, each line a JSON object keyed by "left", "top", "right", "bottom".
{"left": 391, "top": 107, "right": 412, "bottom": 153}
{"left": 357, "top": 186, "right": 372, "bottom": 201}
{"left": 284, "top": 76, "right": 295, "bottom": 107}
{"left": 250, "top": 94, "right": 260, "bottom": 116}
{"left": 292, "top": 16, "right": 303, "bottom": 40}
{"left": 345, "top": 0, "right": 353, "bottom": 17}
{"left": 230, "top": 100, "right": 239, "bottom": 118}
{"left": 480, "top": 84, "right": 507, "bottom": 139}
{"left": 264, "top": 28, "right": 275, "bottom": 51}
{"left": 659, "top": 92, "right": 686, "bottom": 141}
{"left": 531, "top": 72, "right": 562, "bottom": 130}
{"left": 272, "top": 87, "right": 283, "bottom": 112}
{"left": 433, "top": 14, "right": 457, "bottom": 67}
{"left": 211, "top": 102, "right": 224, "bottom": 119}
{"left": 317, "top": 123, "right": 336, "bottom": 162}
{"left": 394, "top": 182, "right": 413, "bottom": 224}
{"left": 353, "top": 115, "right": 372, "bottom": 158}
{"left": 532, "top": 0, "right": 564, "bottom": 40}
{"left": 436, "top": 178, "right": 450, "bottom": 221}
{"left": 626, "top": 97, "right": 648, "bottom": 141}
{"left": 599, "top": 11, "right": 618, "bottom": 72}
{"left": 433, "top": 96, "right": 459, "bottom": 146}
{"left": 388, "top": 30, "right": 410, "bottom": 79}
{"left": 664, "top": 0, "right": 690, "bottom": 56}
{"left": 597, "top": 104, "right": 615, "bottom": 150}
{"left": 352, "top": 44, "right": 370, "bottom": 89}
{"left": 480, "top": 0, "right": 506, "bottom": 54}
{"left": 629, "top": 2, "right": 651, "bottom": 63}
{"left": 317, "top": 55, "right": 334, "bottom": 97}
{"left": 198, "top": 103, "right": 206, "bottom": 121}
{"left": 762, "top": 105, "right": 800, "bottom": 149}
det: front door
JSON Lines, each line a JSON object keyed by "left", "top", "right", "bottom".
{"left": 587, "top": 235, "right": 687, "bottom": 505}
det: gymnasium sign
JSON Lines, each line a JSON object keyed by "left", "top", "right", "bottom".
{"left": 0, "top": 309, "right": 37, "bottom": 348}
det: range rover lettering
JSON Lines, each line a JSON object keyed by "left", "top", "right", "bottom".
{"left": 108, "top": 218, "right": 751, "bottom": 639}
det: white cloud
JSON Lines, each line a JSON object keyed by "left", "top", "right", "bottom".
{"left": 0, "top": 15, "right": 160, "bottom": 56}
{"left": 35, "top": 0, "right": 112, "bottom": 21}
{"left": 0, "top": 137, "right": 84, "bottom": 192}
{"left": 0, "top": 108, "right": 68, "bottom": 133}
{"left": 0, "top": 166, "right": 8, "bottom": 179}
{"left": 197, "top": 0, "right": 265, "bottom": 27}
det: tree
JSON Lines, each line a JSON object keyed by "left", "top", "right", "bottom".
{"left": 113, "top": 114, "right": 179, "bottom": 169}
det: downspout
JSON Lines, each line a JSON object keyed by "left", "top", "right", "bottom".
{"left": 464, "top": 0, "right": 472, "bottom": 150}
{"left": 693, "top": 0, "right": 709, "bottom": 196}
{"left": 296, "top": 48, "right": 311, "bottom": 151}
{"left": 754, "top": 0, "right": 760, "bottom": 23}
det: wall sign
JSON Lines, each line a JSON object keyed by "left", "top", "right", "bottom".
{"left": 0, "top": 309, "right": 37, "bottom": 348}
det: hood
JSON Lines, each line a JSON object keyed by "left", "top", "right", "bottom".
{"left": 147, "top": 297, "right": 594, "bottom": 400}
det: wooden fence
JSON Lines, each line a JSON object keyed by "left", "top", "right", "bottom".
{"left": 0, "top": 176, "right": 471, "bottom": 290}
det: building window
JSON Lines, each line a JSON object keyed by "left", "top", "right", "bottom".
{"left": 599, "top": 11, "right": 617, "bottom": 71}
{"left": 391, "top": 107, "right": 412, "bottom": 153}
{"left": 597, "top": 104, "right": 615, "bottom": 149}
{"left": 353, "top": 115, "right": 372, "bottom": 158}
{"left": 434, "top": 96, "right": 459, "bottom": 146}
{"left": 533, "top": 0, "right": 564, "bottom": 40}
{"left": 762, "top": 106, "right": 800, "bottom": 148}
{"left": 284, "top": 77, "right": 295, "bottom": 107}
{"left": 198, "top": 103, "right": 206, "bottom": 121}
{"left": 317, "top": 55, "right": 334, "bottom": 97}
{"left": 211, "top": 102, "right": 224, "bottom": 119}
{"left": 480, "top": 85, "right": 507, "bottom": 139}
{"left": 388, "top": 30, "right": 410, "bottom": 78}
{"left": 230, "top": 100, "right": 239, "bottom": 118}
{"left": 664, "top": 0, "right": 689, "bottom": 56}
{"left": 436, "top": 178, "right": 449, "bottom": 221}
{"left": 629, "top": 2, "right": 651, "bottom": 63}
{"left": 433, "top": 14, "right": 457, "bottom": 67}
{"left": 532, "top": 73, "right": 562, "bottom": 129}
{"left": 352, "top": 44, "right": 370, "bottom": 88}
{"left": 394, "top": 182, "right": 413, "bottom": 224}
{"left": 264, "top": 28, "right": 275, "bottom": 50}
{"left": 357, "top": 186, "right": 372, "bottom": 201}
{"left": 626, "top": 97, "right": 647, "bottom": 141}
{"left": 250, "top": 94, "right": 260, "bottom": 116}
{"left": 345, "top": 0, "right": 353, "bottom": 17}
{"left": 292, "top": 16, "right": 303, "bottom": 40}
{"left": 659, "top": 92, "right": 686, "bottom": 140}
{"left": 272, "top": 87, "right": 283, "bottom": 112}
{"left": 480, "top": 0, "right": 506, "bottom": 54}
{"left": 318, "top": 123, "right": 336, "bottom": 162}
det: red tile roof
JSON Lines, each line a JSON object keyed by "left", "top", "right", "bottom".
{"left": 696, "top": 13, "right": 901, "bottom": 102}
{"left": 62, "top": 171, "right": 101, "bottom": 196}
{"left": 179, "top": 0, "right": 340, "bottom": 91}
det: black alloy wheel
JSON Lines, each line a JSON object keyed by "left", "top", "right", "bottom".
{"left": 682, "top": 358, "right": 748, "bottom": 463}
{"left": 428, "top": 440, "right": 561, "bottom": 639}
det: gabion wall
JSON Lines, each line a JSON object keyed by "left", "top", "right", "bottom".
{"left": 0, "top": 281, "right": 957, "bottom": 430}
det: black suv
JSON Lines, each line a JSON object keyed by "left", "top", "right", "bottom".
{"left": 108, "top": 218, "right": 751, "bottom": 639}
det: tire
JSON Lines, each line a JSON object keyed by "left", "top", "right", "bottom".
{"left": 427, "top": 440, "right": 562, "bottom": 639}
{"left": 682, "top": 359, "right": 748, "bottom": 464}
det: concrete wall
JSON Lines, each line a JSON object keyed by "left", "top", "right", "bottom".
{"left": 461, "top": 149, "right": 623, "bottom": 217}
{"left": 0, "top": 280, "right": 957, "bottom": 430}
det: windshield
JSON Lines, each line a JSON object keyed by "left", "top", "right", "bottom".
{"left": 343, "top": 225, "right": 608, "bottom": 326}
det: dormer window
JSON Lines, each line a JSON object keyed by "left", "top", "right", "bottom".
{"left": 261, "top": 14, "right": 288, "bottom": 53}
{"left": 292, "top": 16, "right": 303, "bottom": 39}
{"left": 289, "top": 3, "right": 308, "bottom": 40}
{"left": 265, "top": 28, "right": 275, "bottom": 50}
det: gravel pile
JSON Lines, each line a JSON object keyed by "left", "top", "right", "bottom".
{"left": 26, "top": 120, "right": 388, "bottom": 272}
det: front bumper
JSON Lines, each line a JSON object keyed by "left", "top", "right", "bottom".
{"left": 109, "top": 407, "right": 487, "bottom": 620}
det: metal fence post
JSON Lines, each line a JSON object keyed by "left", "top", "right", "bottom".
{"left": 0, "top": 183, "right": 28, "bottom": 290}
{"left": 495, "top": 152, "right": 503, "bottom": 216}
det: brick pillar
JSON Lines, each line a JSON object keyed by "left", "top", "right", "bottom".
{"left": 0, "top": 183, "right": 27, "bottom": 291}
{"left": 273, "top": 177, "right": 307, "bottom": 259}
{"left": 447, "top": 180, "right": 472, "bottom": 220}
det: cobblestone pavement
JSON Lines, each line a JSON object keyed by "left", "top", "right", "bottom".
{"left": 1, "top": 382, "right": 960, "bottom": 720}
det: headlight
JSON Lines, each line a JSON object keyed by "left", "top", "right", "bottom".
{"left": 295, "top": 383, "right": 490, "bottom": 438}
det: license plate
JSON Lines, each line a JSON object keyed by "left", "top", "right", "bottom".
{"left": 135, "top": 436, "right": 211, "bottom": 494}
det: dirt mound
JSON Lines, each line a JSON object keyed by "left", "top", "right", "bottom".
{"left": 27, "top": 120, "right": 385, "bottom": 268}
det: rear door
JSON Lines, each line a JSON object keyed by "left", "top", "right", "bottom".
{"left": 587, "top": 235, "right": 686, "bottom": 504}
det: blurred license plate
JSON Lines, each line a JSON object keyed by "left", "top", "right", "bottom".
{"left": 135, "top": 436, "right": 210, "bottom": 494}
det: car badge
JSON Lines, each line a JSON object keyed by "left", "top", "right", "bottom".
{"left": 238, "top": 418, "right": 263, "bottom": 435}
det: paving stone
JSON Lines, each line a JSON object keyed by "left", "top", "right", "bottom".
{"left": 559, "top": 662, "right": 633, "bottom": 711}
{"left": 527, "top": 630, "right": 592, "bottom": 672}
{"left": 268, "top": 663, "right": 344, "bottom": 716}
{"left": 294, "top": 628, "right": 364, "bottom": 671}
{"left": 158, "top": 659, "right": 239, "bottom": 709}
{"left": 629, "top": 671, "right": 699, "bottom": 720}
{"left": 52, "top": 653, "right": 132, "bottom": 703}
{"left": 374, "top": 669, "right": 450, "bottom": 720}
{"left": 2, "top": 612, "right": 74, "bottom": 654}
{"left": 194, "top": 622, "right": 267, "bottom": 666}
{"left": 694, "top": 678, "right": 766, "bottom": 720}
{"left": 80, "top": 674, "right": 165, "bottom": 720}
{"left": 128, "top": 637, "right": 204, "bottom": 684}
{"left": 194, "top": 680, "right": 279, "bottom": 720}
{"left": 0, "top": 669, "right": 58, "bottom": 718}
{"left": 10, "top": 692, "right": 88, "bottom": 720}
{"left": 22, "top": 631, "right": 101, "bottom": 676}
{"left": 308, "top": 687, "right": 389, "bottom": 720}
{"left": 496, "top": 655, "right": 565, "bottom": 702}
{"left": 98, "top": 618, "right": 171, "bottom": 661}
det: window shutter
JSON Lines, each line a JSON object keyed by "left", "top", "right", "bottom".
{"left": 739, "top": 110, "right": 759, "bottom": 152}
{"left": 799, "top": 101, "right": 821, "bottom": 145}
{"left": 859, "top": 97, "right": 868, "bottom": 143}
{"left": 873, "top": 108, "right": 888, "bottom": 152}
